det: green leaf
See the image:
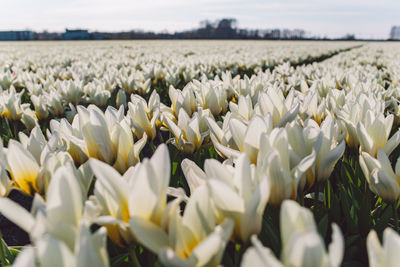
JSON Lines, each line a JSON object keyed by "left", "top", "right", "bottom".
{"left": 111, "top": 253, "right": 129, "bottom": 267}
{"left": 375, "top": 204, "right": 393, "bottom": 233}
{"left": 0, "top": 233, "right": 17, "bottom": 266}
{"left": 318, "top": 214, "right": 329, "bottom": 241}
{"left": 172, "top": 162, "right": 178, "bottom": 176}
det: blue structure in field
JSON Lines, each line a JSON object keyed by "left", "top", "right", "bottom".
{"left": 62, "top": 29, "right": 90, "bottom": 40}
{"left": 0, "top": 31, "right": 34, "bottom": 41}
{"left": 62, "top": 29, "right": 104, "bottom": 40}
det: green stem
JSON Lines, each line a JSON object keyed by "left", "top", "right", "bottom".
{"left": 234, "top": 242, "right": 249, "bottom": 267}
{"left": 157, "top": 128, "right": 165, "bottom": 143}
{"left": 324, "top": 181, "right": 330, "bottom": 209}
{"left": 298, "top": 188, "right": 305, "bottom": 206}
{"left": 4, "top": 117, "right": 11, "bottom": 137}
{"left": 12, "top": 121, "right": 18, "bottom": 139}
{"left": 149, "top": 141, "right": 157, "bottom": 153}
{"left": 0, "top": 232, "right": 8, "bottom": 267}
{"left": 128, "top": 246, "right": 142, "bottom": 267}
{"left": 393, "top": 203, "right": 399, "bottom": 233}
{"left": 314, "top": 183, "right": 320, "bottom": 203}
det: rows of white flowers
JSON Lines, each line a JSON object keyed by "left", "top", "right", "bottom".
{"left": 0, "top": 41, "right": 399, "bottom": 266}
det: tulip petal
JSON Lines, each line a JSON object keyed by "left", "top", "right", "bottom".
{"left": 89, "top": 159, "right": 130, "bottom": 221}
{"left": 150, "top": 144, "right": 170, "bottom": 197}
{"left": 317, "top": 140, "right": 345, "bottom": 182}
{"left": 328, "top": 224, "right": 344, "bottom": 267}
{"left": 280, "top": 200, "right": 316, "bottom": 249}
{"left": 208, "top": 179, "right": 245, "bottom": 214}
{"left": 282, "top": 231, "right": 326, "bottom": 267}
{"left": 359, "top": 152, "right": 381, "bottom": 183}
{"left": 384, "top": 130, "right": 400, "bottom": 156}
{"left": 382, "top": 227, "right": 400, "bottom": 266}
{"left": 181, "top": 159, "right": 207, "bottom": 194}
{"left": 11, "top": 246, "right": 36, "bottom": 267}
{"left": 37, "top": 235, "right": 75, "bottom": 267}
{"left": 233, "top": 154, "right": 253, "bottom": 203}
{"left": 159, "top": 247, "right": 195, "bottom": 267}
{"left": 182, "top": 185, "right": 216, "bottom": 241}
{"left": 277, "top": 103, "right": 299, "bottom": 127}
{"left": 0, "top": 197, "right": 35, "bottom": 233}
{"left": 240, "top": 175, "right": 270, "bottom": 242}
{"left": 129, "top": 160, "right": 161, "bottom": 222}
{"left": 243, "top": 116, "right": 268, "bottom": 163}
{"left": 367, "top": 230, "right": 383, "bottom": 267}
{"left": 370, "top": 169, "right": 400, "bottom": 202}
{"left": 357, "top": 122, "right": 374, "bottom": 155}
{"left": 164, "top": 116, "right": 182, "bottom": 139}
{"left": 241, "top": 236, "right": 283, "bottom": 267}
{"left": 46, "top": 164, "right": 83, "bottom": 228}
{"left": 204, "top": 159, "right": 233, "bottom": 187}
{"left": 6, "top": 140, "right": 39, "bottom": 195}
{"left": 377, "top": 148, "right": 397, "bottom": 178}
{"left": 189, "top": 218, "right": 234, "bottom": 267}
{"left": 229, "top": 119, "right": 247, "bottom": 151}
{"left": 210, "top": 134, "right": 241, "bottom": 159}
{"left": 206, "top": 117, "right": 224, "bottom": 142}
{"left": 129, "top": 216, "right": 169, "bottom": 254}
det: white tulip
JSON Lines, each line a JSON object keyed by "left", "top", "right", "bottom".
{"left": 89, "top": 144, "right": 170, "bottom": 246}
{"left": 128, "top": 91, "right": 160, "bottom": 140}
{"left": 359, "top": 148, "right": 400, "bottom": 203}
{"left": 6, "top": 140, "right": 40, "bottom": 195}
{"left": 0, "top": 87, "right": 23, "bottom": 120}
{"left": 164, "top": 109, "right": 210, "bottom": 154}
{"left": 182, "top": 153, "right": 270, "bottom": 243}
{"left": 257, "top": 129, "right": 315, "bottom": 205}
{"left": 242, "top": 200, "right": 344, "bottom": 267}
{"left": 367, "top": 227, "right": 400, "bottom": 267}
{"left": 356, "top": 111, "right": 400, "bottom": 157}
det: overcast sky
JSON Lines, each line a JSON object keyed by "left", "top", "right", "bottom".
{"left": 1, "top": 0, "right": 399, "bottom": 39}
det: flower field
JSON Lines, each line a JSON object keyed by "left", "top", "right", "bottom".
{"left": 0, "top": 40, "right": 399, "bottom": 266}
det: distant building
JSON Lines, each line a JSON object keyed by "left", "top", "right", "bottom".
{"left": 62, "top": 29, "right": 90, "bottom": 40}
{"left": 35, "top": 31, "right": 62, "bottom": 40}
{"left": 0, "top": 31, "right": 34, "bottom": 41}
{"left": 390, "top": 26, "right": 400, "bottom": 40}
{"left": 270, "top": 29, "right": 281, "bottom": 39}
{"left": 291, "top": 29, "right": 306, "bottom": 39}
{"left": 91, "top": 33, "right": 105, "bottom": 40}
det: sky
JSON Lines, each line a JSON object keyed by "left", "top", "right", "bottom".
{"left": 1, "top": 0, "right": 399, "bottom": 39}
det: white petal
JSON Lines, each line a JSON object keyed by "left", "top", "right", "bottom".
{"left": 11, "top": 246, "right": 36, "bottom": 267}
{"left": 241, "top": 236, "right": 283, "bottom": 267}
{"left": 89, "top": 159, "right": 130, "bottom": 220}
{"left": 384, "top": 130, "right": 400, "bottom": 156}
{"left": 0, "top": 197, "right": 35, "bottom": 233}
{"left": 328, "top": 224, "right": 344, "bottom": 267}
{"left": 357, "top": 122, "right": 374, "bottom": 155}
{"left": 240, "top": 175, "right": 270, "bottom": 242}
{"left": 208, "top": 179, "right": 245, "bottom": 214}
{"left": 129, "top": 216, "right": 169, "bottom": 254}
{"left": 158, "top": 247, "right": 194, "bottom": 267}
{"left": 181, "top": 159, "right": 207, "bottom": 194}
{"left": 46, "top": 164, "right": 83, "bottom": 229}
{"left": 370, "top": 169, "right": 400, "bottom": 203}
{"left": 189, "top": 219, "right": 234, "bottom": 267}
{"left": 229, "top": 119, "right": 247, "bottom": 151}
{"left": 129, "top": 160, "right": 162, "bottom": 222}
{"left": 317, "top": 141, "right": 345, "bottom": 183}
{"left": 367, "top": 230, "right": 383, "bottom": 267}
{"left": 280, "top": 200, "right": 316, "bottom": 248}
{"left": 150, "top": 144, "right": 170, "bottom": 197}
